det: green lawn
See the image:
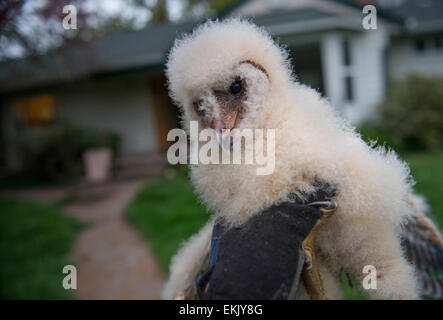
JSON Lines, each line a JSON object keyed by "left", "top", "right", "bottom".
{"left": 406, "top": 152, "right": 443, "bottom": 227}
{"left": 126, "top": 152, "right": 443, "bottom": 298}
{"left": 126, "top": 167, "right": 209, "bottom": 272}
{"left": 0, "top": 197, "right": 81, "bottom": 299}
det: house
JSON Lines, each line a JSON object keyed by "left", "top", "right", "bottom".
{"left": 1, "top": 0, "right": 442, "bottom": 173}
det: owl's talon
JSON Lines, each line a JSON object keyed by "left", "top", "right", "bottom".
{"left": 307, "top": 200, "right": 338, "bottom": 214}
{"left": 303, "top": 251, "right": 313, "bottom": 270}
{"left": 173, "top": 292, "right": 186, "bottom": 300}
{"left": 301, "top": 200, "right": 338, "bottom": 299}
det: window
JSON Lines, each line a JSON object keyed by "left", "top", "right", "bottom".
{"left": 414, "top": 36, "right": 443, "bottom": 53}
{"left": 342, "top": 38, "right": 352, "bottom": 66}
{"left": 341, "top": 38, "right": 354, "bottom": 103}
{"left": 415, "top": 38, "right": 426, "bottom": 52}
{"left": 12, "top": 94, "right": 55, "bottom": 126}
{"left": 434, "top": 36, "right": 442, "bottom": 50}
{"left": 344, "top": 76, "right": 354, "bottom": 102}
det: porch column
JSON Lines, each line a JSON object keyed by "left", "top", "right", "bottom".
{"left": 320, "top": 33, "right": 343, "bottom": 113}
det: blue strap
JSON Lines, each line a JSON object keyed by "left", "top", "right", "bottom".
{"left": 209, "top": 221, "right": 220, "bottom": 268}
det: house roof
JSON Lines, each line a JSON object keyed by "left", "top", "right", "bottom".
{"left": 0, "top": 20, "right": 197, "bottom": 94}
{"left": 250, "top": 7, "right": 363, "bottom": 37}
{"left": 254, "top": 6, "right": 334, "bottom": 25}
{"left": 0, "top": 4, "right": 363, "bottom": 95}
{"left": 380, "top": 0, "right": 443, "bottom": 34}
{"left": 1, "top": 0, "right": 442, "bottom": 94}
{"left": 343, "top": 0, "right": 443, "bottom": 33}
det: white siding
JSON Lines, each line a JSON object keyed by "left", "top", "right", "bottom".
{"left": 321, "top": 26, "right": 389, "bottom": 124}
{"left": 1, "top": 74, "right": 159, "bottom": 171}
{"left": 390, "top": 38, "right": 443, "bottom": 78}
{"left": 56, "top": 75, "right": 158, "bottom": 155}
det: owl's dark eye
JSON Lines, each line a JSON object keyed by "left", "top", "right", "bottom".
{"left": 230, "top": 80, "right": 243, "bottom": 95}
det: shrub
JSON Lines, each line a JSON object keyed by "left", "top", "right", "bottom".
{"left": 379, "top": 75, "right": 443, "bottom": 151}
{"left": 358, "top": 125, "right": 406, "bottom": 153}
{"left": 18, "top": 125, "right": 120, "bottom": 183}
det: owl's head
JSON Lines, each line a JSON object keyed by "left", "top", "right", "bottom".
{"left": 166, "top": 19, "right": 293, "bottom": 132}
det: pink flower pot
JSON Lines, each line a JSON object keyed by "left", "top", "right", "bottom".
{"left": 83, "top": 147, "right": 112, "bottom": 183}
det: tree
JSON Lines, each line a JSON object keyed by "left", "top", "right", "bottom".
{"left": 0, "top": 0, "right": 239, "bottom": 60}
{"left": 0, "top": 0, "right": 89, "bottom": 60}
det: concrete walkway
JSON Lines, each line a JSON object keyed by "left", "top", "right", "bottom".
{"left": 64, "top": 180, "right": 165, "bottom": 299}
{"left": 0, "top": 185, "right": 72, "bottom": 203}
{"left": 1, "top": 180, "right": 166, "bottom": 299}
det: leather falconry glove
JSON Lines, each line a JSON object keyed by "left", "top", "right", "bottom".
{"left": 188, "top": 183, "right": 337, "bottom": 300}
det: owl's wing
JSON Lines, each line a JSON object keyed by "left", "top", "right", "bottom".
{"left": 401, "top": 196, "right": 443, "bottom": 298}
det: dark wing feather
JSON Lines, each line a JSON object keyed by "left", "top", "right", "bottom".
{"left": 401, "top": 198, "right": 443, "bottom": 299}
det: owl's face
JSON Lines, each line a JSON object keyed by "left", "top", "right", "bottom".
{"left": 185, "top": 60, "right": 270, "bottom": 131}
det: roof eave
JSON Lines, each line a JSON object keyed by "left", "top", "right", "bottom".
{"left": 266, "top": 16, "right": 363, "bottom": 36}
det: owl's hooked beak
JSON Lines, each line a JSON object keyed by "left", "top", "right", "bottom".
{"left": 211, "top": 108, "right": 239, "bottom": 131}
{"left": 212, "top": 108, "right": 239, "bottom": 150}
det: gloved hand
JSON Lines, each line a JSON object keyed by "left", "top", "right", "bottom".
{"left": 197, "top": 186, "right": 337, "bottom": 300}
